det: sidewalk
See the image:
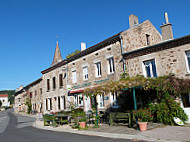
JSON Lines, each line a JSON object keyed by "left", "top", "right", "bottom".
{"left": 32, "top": 118, "right": 190, "bottom": 142}
{"left": 16, "top": 112, "right": 189, "bottom": 142}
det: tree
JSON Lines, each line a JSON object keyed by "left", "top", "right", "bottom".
{"left": 66, "top": 50, "right": 80, "bottom": 59}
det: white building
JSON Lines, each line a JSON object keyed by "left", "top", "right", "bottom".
{"left": 0, "top": 94, "right": 10, "bottom": 107}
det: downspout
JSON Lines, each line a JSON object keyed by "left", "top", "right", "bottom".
{"left": 119, "top": 35, "right": 126, "bottom": 74}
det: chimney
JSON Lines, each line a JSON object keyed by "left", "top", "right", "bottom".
{"left": 129, "top": 14, "right": 139, "bottom": 28}
{"left": 81, "top": 42, "right": 86, "bottom": 51}
{"left": 160, "top": 12, "right": 173, "bottom": 41}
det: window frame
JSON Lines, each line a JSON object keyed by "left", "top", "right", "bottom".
{"left": 142, "top": 59, "right": 157, "bottom": 78}
{"left": 110, "top": 92, "right": 119, "bottom": 108}
{"left": 72, "top": 70, "right": 77, "bottom": 84}
{"left": 83, "top": 66, "right": 88, "bottom": 80}
{"left": 47, "top": 79, "right": 50, "bottom": 91}
{"left": 95, "top": 62, "right": 102, "bottom": 77}
{"left": 107, "top": 57, "right": 115, "bottom": 74}
{"left": 52, "top": 77, "right": 56, "bottom": 90}
{"left": 98, "top": 94, "right": 105, "bottom": 108}
{"left": 59, "top": 74, "right": 63, "bottom": 88}
{"left": 185, "top": 50, "right": 190, "bottom": 73}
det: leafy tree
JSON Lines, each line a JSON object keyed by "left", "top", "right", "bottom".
{"left": 25, "top": 98, "right": 32, "bottom": 114}
{"left": 66, "top": 50, "right": 80, "bottom": 59}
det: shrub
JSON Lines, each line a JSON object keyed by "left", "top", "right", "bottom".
{"left": 134, "top": 108, "right": 153, "bottom": 122}
{"left": 148, "top": 97, "right": 188, "bottom": 125}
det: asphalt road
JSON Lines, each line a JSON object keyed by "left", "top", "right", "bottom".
{"left": 0, "top": 110, "right": 146, "bottom": 142}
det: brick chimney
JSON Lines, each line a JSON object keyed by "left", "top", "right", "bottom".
{"left": 129, "top": 14, "right": 139, "bottom": 28}
{"left": 160, "top": 12, "right": 173, "bottom": 41}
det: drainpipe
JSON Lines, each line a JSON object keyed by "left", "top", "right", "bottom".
{"left": 119, "top": 35, "right": 126, "bottom": 74}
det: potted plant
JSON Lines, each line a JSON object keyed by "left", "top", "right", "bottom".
{"left": 71, "top": 108, "right": 87, "bottom": 129}
{"left": 78, "top": 116, "right": 86, "bottom": 128}
{"left": 134, "top": 108, "right": 153, "bottom": 131}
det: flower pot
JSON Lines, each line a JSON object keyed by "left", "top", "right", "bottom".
{"left": 78, "top": 122, "right": 86, "bottom": 128}
{"left": 138, "top": 122, "right": 147, "bottom": 131}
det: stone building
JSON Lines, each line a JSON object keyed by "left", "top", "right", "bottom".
{"left": 41, "top": 14, "right": 162, "bottom": 113}
{"left": 14, "top": 86, "right": 28, "bottom": 112}
{"left": 123, "top": 13, "right": 190, "bottom": 122}
{"left": 29, "top": 78, "right": 43, "bottom": 113}
{"left": 14, "top": 78, "right": 43, "bottom": 113}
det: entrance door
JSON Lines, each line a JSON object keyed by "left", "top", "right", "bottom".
{"left": 181, "top": 93, "right": 190, "bottom": 123}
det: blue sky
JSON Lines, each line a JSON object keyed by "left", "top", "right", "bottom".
{"left": 0, "top": 0, "right": 189, "bottom": 90}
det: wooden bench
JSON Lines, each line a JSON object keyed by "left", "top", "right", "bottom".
{"left": 109, "top": 112, "right": 135, "bottom": 127}
{"left": 43, "top": 114, "right": 58, "bottom": 127}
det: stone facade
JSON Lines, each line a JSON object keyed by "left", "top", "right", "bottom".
{"left": 29, "top": 78, "right": 43, "bottom": 113}
{"left": 124, "top": 36, "right": 190, "bottom": 78}
{"left": 14, "top": 88, "right": 28, "bottom": 113}
{"left": 41, "top": 14, "right": 161, "bottom": 113}
{"left": 122, "top": 20, "right": 162, "bottom": 52}
{"left": 42, "top": 64, "right": 68, "bottom": 114}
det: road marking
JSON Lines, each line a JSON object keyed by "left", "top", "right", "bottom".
{"left": 0, "top": 116, "right": 7, "bottom": 120}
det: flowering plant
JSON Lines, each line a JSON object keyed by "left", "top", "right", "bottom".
{"left": 134, "top": 108, "right": 153, "bottom": 122}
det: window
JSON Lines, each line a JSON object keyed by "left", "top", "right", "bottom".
{"left": 98, "top": 94, "right": 104, "bottom": 108}
{"left": 59, "top": 74, "right": 63, "bottom": 88}
{"left": 83, "top": 66, "right": 88, "bottom": 80}
{"left": 30, "top": 92, "right": 32, "bottom": 99}
{"left": 35, "top": 90, "right": 37, "bottom": 96}
{"left": 47, "top": 79, "right": 50, "bottom": 91}
{"left": 61, "top": 96, "right": 66, "bottom": 110}
{"left": 185, "top": 51, "right": 190, "bottom": 72}
{"left": 79, "top": 95, "right": 83, "bottom": 107}
{"left": 95, "top": 62, "right": 102, "bottom": 77}
{"left": 143, "top": 59, "right": 157, "bottom": 78}
{"left": 107, "top": 57, "right": 115, "bottom": 74}
{"left": 53, "top": 77, "right": 56, "bottom": 90}
{"left": 110, "top": 92, "right": 119, "bottom": 107}
{"left": 146, "top": 34, "right": 150, "bottom": 45}
{"left": 49, "top": 98, "right": 52, "bottom": 110}
{"left": 74, "top": 95, "right": 79, "bottom": 107}
{"left": 58, "top": 96, "right": 61, "bottom": 110}
{"left": 74, "top": 94, "right": 83, "bottom": 108}
{"left": 72, "top": 70, "right": 77, "bottom": 83}
{"left": 181, "top": 93, "right": 190, "bottom": 108}
{"left": 45, "top": 99, "right": 47, "bottom": 110}
{"left": 40, "top": 88, "right": 42, "bottom": 94}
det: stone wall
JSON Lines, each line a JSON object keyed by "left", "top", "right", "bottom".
{"left": 30, "top": 80, "right": 43, "bottom": 113}
{"left": 122, "top": 20, "right": 162, "bottom": 52}
{"left": 125, "top": 43, "right": 190, "bottom": 78}
{"left": 67, "top": 41, "right": 123, "bottom": 111}
{"left": 42, "top": 64, "right": 69, "bottom": 113}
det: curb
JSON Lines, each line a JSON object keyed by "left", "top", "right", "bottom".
{"left": 32, "top": 120, "right": 180, "bottom": 142}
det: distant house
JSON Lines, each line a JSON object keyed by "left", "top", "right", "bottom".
{"left": 0, "top": 94, "right": 10, "bottom": 107}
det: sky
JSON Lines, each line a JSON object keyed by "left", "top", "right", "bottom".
{"left": 0, "top": 0, "right": 189, "bottom": 90}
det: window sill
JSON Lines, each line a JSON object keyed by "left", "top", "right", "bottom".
{"left": 95, "top": 76, "right": 102, "bottom": 78}
{"left": 108, "top": 72, "right": 115, "bottom": 75}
